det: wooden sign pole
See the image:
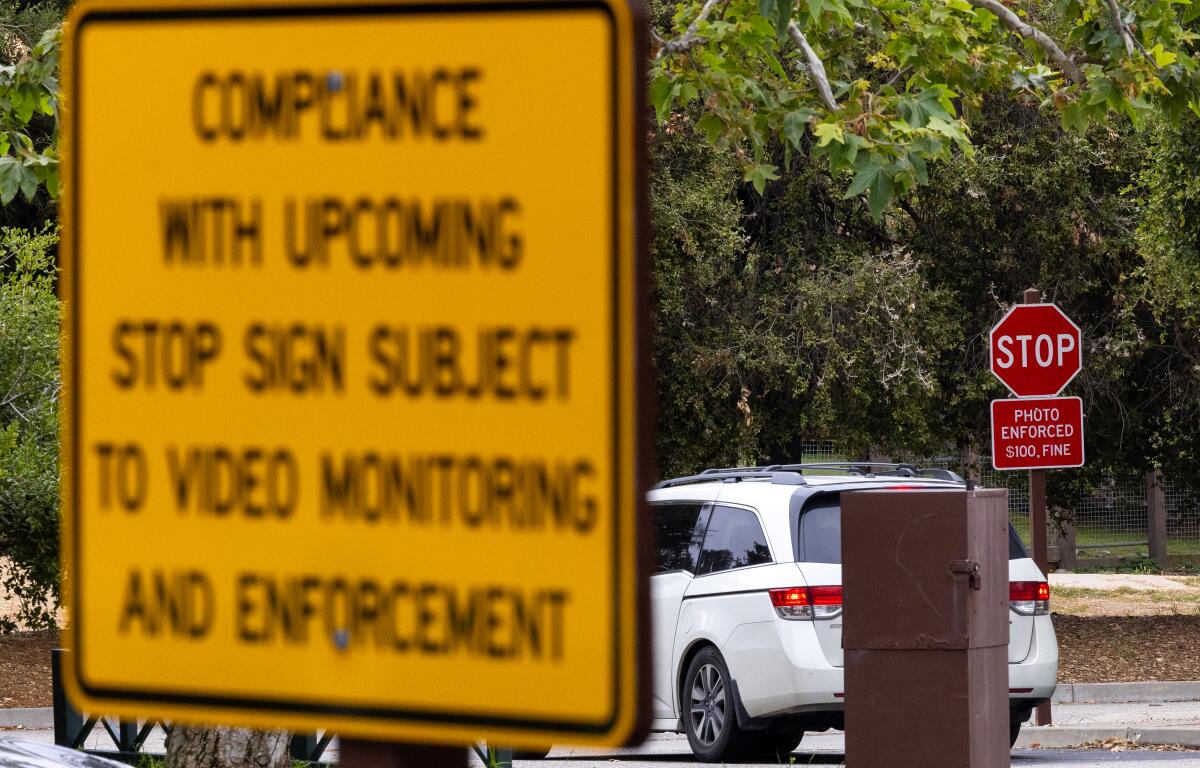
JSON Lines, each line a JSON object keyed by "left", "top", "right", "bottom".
{"left": 1023, "top": 287, "right": 1053, "bottom": 728}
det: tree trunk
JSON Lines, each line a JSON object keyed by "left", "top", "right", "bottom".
{"left": 165, "top": 726, "right": 290, "bottom": 768}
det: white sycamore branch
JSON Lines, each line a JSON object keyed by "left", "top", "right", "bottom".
{"left": 1103, "top": 0, "right": 1138, "bottom": 58}
{"left": 788, "top": 21, "right": 839, "bottom": 111}
{"left": 654, "top": 0, "right": 729, "bottom": 54}
{"left": 963, "top": 0, "right": 1086, "bottom": 84}
{"left": 656, "top": 6, "right": 842, "bottom": 113}
{"left": 657, "top": 0, "right": 1097, "bottom": 116}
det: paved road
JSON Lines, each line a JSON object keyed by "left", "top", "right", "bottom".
{"left": 467, "top": 732, "right": 1200, "bottom": 767}
{"left": 470, "top": 732, "right": 1200, "bottom": 767}
{"left": 5, "top": 727, "right": 1199, "bottom": 767}
{"left": 6, "top": 699, "right": 1199, "bottom": 767}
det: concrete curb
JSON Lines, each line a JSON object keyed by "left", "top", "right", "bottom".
{"left": 1054, "top": 681, "right": 1200, "bottom": 704}
{"left": 1017, "top": 725, "right": 1200, "bottom": 749}
{"left": 0, "top": 708, "right": 52, "bottom": 730}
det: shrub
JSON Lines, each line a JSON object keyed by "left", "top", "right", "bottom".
{"left": 0, "top": 225, "right": 59, "bottom": 631}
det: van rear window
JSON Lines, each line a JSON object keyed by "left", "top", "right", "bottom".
{"left": 795, "top": 496, "right": 1030, "bottom": 564}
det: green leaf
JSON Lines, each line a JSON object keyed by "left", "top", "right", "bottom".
{"left": 696, "top": 113, "right": 725, "bottom": 144}
{"left": 900, "top": 88, "right": 954, "bottom": 128}
{"left": 772, "top": 0, "right": 794, "bottom": 35}
{"left": 0, "top": 157, "right": 20, "bottom": 204}
{"left": 868, "top": 171, "right": 894, "bottom": 221}
{"left": 649, "top": 74, "right": 678, "bottom": 124}
{"left": 16, "top": 163, "right": 37, "bottom": 201}
{"left": 744, "top": 162, "right": 780, "bottom": 193}
{"left": 842, "top": 133, "right": 867, "bottom": 166}
{"left": 1151, "top": 43, "right": 1178, "bottom": 67}
{"left": 925, "top": 115, "right": 964, "bottom": 140}
{"left": 783, "top": 109, "right": 813, "bottom": 148}
{"left": 843, "top": 158, "right": 882, "bottom": 199}
{"left": 1087, "top": 78, "right": 1113, "bottom": 105}
{"left": 9, "top": 89, "right": 31, "bottom": 125}
{"left": 910, "top": 153, "right": 928, "bottom": 185}
{"left": 814, "top": 122, "right": 844, "bottom": 146}
{"left": 1060, "top": 100, "right": 1089, "bottom": 134}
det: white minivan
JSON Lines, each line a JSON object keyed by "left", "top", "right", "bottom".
{"left": 646, "top": 463, "right": 1058, "bottom": 763}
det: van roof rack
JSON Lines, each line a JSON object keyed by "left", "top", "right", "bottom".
{"left": 655, "top": 462, "right": 964, "bottom": 489}
{"left": 765, "top": 462, "right": 964, "bottom": 482}
{"left": 653, "top": 470, "right": 808, "bottom": 489}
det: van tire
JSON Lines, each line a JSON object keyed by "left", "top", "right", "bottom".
{"left": 682, "top": 647, "right": 751, "bottom": 762}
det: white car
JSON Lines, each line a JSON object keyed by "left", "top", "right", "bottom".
{"left": 647, "top": 463, "right": 1058, "bottom": 762}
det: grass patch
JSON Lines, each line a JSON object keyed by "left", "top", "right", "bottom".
{"left": 1167, "top": 539, "right": 1200, "bottom": 555}
{"left": 1052, "top": 586, "right": 1200, "bottom": 603}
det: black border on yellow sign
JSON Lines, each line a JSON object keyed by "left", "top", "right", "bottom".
{"left": 62, "top": 0, "right": 650, "bottom": 743}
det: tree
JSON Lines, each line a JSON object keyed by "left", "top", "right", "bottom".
{"left": 650, "top": 0, "right": 1200, "bottom": 217}
{"left": 651, "top": 108, "right": 958, "bottom": 475}
{"left": 165, "top": 727, "right": 290, "bottom": 768}
{"left": 893, "top": 96, "right": 1162, "bottom": 511}
{"left": 0, "top": 225, "right": 59, "bottom": 632}
{"left": 1133, "top": 115, "right": 1200, "bottom": 478}
{"left": 647, "top": 62, "right": 1176, "bottom": 487}
{"left": 0, "top": 3, "right": 65, "bottom": 230}
{"left": 0, "top": 7, "right": 72, "bottom": 632}
{"left": 0, "top": 23, "right": 59, "bottom": 207}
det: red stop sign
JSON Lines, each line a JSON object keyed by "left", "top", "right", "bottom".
{"left": 989, "top": 303, "right": 1082, "bottom": 397}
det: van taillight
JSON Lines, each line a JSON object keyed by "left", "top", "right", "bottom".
{"left": 1009, "top": 581, "right": 1050, "bottom": 616}
{"left": 769, "top": 586, "right": 842, "bottom": 620}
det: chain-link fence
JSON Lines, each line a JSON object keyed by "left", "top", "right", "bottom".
{"left": 793, "top": 445, "right": 1200, "bottom": 562}
{"left": 976, "top": 464, "right": 1033, "bottom": 545}
{"left": 797, "top": 440, "right": 840, "bottom": 462}
{"left": 977, "top": 464, "right": 1199, "bottom": 561}
{"left": 1165, "top": 482, "right": 1200, "bottom": 555}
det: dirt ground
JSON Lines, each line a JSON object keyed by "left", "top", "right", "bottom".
{"left": 1056, "top": 615, "right": 1200, "bottom": 683}
{"left": 0, "top": 629, "right": 57, "bottom": 708}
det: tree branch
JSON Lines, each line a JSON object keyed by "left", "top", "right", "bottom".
{"left": 964, "top": 0, "right": 1085, "bottom": 84}
{"left": 787, "top": 21, "right": 838, "bottom": 111}
{"left": 1104, "top": 0, "right": 1137, "bottom": 58}
{"left": 656, "top": 0, "right": 729, "bottom": 55}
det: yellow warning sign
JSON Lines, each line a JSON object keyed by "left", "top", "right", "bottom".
{"left": 61, "top": 0, "right": 648, "bottom": 747}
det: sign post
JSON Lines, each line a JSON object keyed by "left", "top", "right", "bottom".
{"left": 988, "top": 288, "right": 1086, "bottom": 727}
{"left": 61, "top": 0, "right": 650, "bottom": 757}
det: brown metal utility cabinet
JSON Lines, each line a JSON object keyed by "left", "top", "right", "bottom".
{"left": 842, "top": 488, "right": 1009, "bottom": 768}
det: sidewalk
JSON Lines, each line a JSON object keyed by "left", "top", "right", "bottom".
{"left": 1048, "top": 573, "right": 1199, "bottom": 592}
{"left": 1018, "top": 699, "right": 1200, "bottom": 749}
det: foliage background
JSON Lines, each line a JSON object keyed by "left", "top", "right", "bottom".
{"left": 0, "top": 226, "right": 59, "bottom": 631}
{"left": 3, "top": 0, "right": 1200, "bottom": 626}
{"left": 648, "top": 4, "right": 1200, "bottom": 510}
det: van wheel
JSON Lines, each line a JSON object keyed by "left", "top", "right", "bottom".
{"left": 682, "top": 647, "right": 748, "bottom": 762}
{"left": 1009, "top": 720, "right": 1021, "bottom": 748}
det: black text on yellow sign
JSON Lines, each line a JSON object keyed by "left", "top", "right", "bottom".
{"left": 61, "top": 0, "right": 649, "bottom": 748}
